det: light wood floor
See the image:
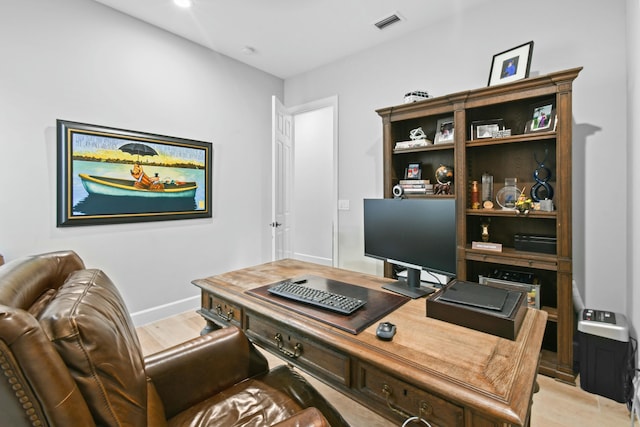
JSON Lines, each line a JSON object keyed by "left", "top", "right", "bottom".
{"left": 137, "top": 311, "right": 633, "bottom": 427}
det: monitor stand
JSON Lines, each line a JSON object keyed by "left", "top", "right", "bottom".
{"left": 382, "top": 268, "right": 435, "bottom": 299}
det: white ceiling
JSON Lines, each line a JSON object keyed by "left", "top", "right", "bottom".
{"left": 93, "top": 0, "right": 488, "bottom": 79}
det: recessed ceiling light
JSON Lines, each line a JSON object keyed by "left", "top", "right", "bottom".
{"left": 174, "top": 0, "right": 192, "bottom": 8}
{"left": 242, "top": 46, "right": 256, "bottom": 55}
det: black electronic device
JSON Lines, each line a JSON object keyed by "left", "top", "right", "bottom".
{"left": 363, "top": 198, "right": 456, "bottom": 298}
{"left": 267, "top": 280, "right": 366, "bottom": 315}
{"left": 376, "top": 322, "right": 396, "bottom": 340}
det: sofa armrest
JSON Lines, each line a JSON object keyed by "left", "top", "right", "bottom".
{"left": 271, "top": 407, "right": 331, "bottom": 427}
{"left": 144, "top": 325, "right": 268, "bottom": 418}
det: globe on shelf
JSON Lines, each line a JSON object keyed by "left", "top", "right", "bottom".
{"left": 435, "top": 164, "right": 454, "bottom": 185}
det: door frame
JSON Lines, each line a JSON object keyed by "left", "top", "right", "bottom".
{"left": 272, "top": 95, "right": 339, "bottom": 267}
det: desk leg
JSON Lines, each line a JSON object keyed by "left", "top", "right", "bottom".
{"left": 200, "top": 319, "right": 219, "bottom": 335}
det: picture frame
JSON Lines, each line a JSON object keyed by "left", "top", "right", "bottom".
{"left": 404, "top": 162, "right": 422, "bottom": 180}
{"left": 524, "top": 99, "right": 556, "bottom": 133}
{"left": 434, "top": 117, "right": 454, "bottom": 144}
{"left": 57, "top": 120, "right": 213, "bottom": 227}
{"left": 470, "top": 119, "right": 505, "bottom": 140}
{"left": 487, "top": 41, "right": 534, "bottom": 87}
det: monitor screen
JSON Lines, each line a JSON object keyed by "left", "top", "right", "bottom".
{"left": 363, "top": 198, "right": 456, "bottom": 298}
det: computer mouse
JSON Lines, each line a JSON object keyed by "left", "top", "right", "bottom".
{"left": 376, "top": 322, "right": 396, "bottom": 341}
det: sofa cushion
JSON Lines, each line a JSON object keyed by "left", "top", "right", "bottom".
{"left": 38, "top": 269, "right": 148, "bottom": 426}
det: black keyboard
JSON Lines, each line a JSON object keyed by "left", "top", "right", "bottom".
{"left": 267, "top": 280, "right": 366, "bottom": 315}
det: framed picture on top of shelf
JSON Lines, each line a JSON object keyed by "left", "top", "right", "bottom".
{"left": 434, "top": 117, "right": 454, "bottom": 144}
{"left": 470, "top": 119, "right": 504, "bottom": 140}
{"left": 404, "top": 162, "right": 422, "bottom": 179}
{"left": 487, "top": 41, "right": 534, "bottom": 87}
{"left": 524, "top": 99, "right": 556, "bottom": 133}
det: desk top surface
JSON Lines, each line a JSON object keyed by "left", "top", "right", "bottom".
{"left": 193, "top": 258, "right": 548, "bottom": 425}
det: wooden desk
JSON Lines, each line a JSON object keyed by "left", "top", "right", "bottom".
{"left": 193, "top": 259, "right": 547, "bottom": 426}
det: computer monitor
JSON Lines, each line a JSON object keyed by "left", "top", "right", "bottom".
{"left": 363, "top": 198, "right": 457, "bottom": 298}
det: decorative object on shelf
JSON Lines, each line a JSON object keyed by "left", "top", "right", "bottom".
{"left": 481, "top": 172, "right": 493, "bottom": 203}
{"left": 481, "top": 218, "right": 491, "bottom": 242}
{"left": 434, "top": 117, "right": 454, "bottom": 144}
{"left": 394, "top": 127, "right": 432, "bottom": 150}
{"left": 491, "top": 129, "right": 512, "bottom": 138}
{"left": 404, "top": 162, "right": 422, "bottom": 180}
{"left": 496, "top": 177, "right": 520, "bottom": 210}
{"left": 515, "top": 188, "right": 533, "bottom": 215}
{"left": 539, "top": 199, "right": 554, "bottom": 211}
{"left": 434, "top": 164, "right": 453, "bottom": 195}
{"left": 56, "top": 120, "right": 213, "bottom": 227}
{"left": 525, "top": 98, "right": 556, "bottom": 133}
{"left": 471, "top": 180, "right": 480, "bottom": 209}
{"left": 487, "top": 40, "right": 534, "bottom": 86}
{"left": 435, "top": 164, "right": 454, "bottom": 185}
{"left": 409, "top": 127, "right": 427, "bottom": 141}
{"left": 392, "top": 184, "right": 404, "bottom": 198}
{"left": 404, "top": 91, "right": 431, "bottom": 103}
{"left": 530, "top": 146, "right": 554, "bottom": 201}
{"left": 470, "top": 119, "right": 504, "bottom": 140}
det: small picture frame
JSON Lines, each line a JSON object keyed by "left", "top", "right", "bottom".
{"left": 404, "top": 162, "right": 422, "bottom": 180}
{"left": 487, "top": 41, "right": 534, "bottom": 87}
{"left": 524, "top": 99, "right": 556, "bottom": 133}
{"left": 434, "top": 117, "right": 454, "bottom": 144}
{"left": 470, "top": 119, "right": 504, "bottom": 140}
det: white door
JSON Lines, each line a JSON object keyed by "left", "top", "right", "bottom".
{"left": 271, "top": 96, "right": 338, "bottom": 265}
{"left": 271, "top": 96, "right": 293, "bottom": 260}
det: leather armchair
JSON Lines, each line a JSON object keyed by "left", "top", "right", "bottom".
{"left": 0, "top": 251, "right": 349, "bottom": 427}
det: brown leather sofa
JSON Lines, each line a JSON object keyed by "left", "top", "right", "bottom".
{"left": 0, "top": 251, "right": 350, "bottom": 427}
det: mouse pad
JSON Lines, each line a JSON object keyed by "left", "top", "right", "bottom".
{"left": 247, "top": 275, "right": 409, "bottom": 334}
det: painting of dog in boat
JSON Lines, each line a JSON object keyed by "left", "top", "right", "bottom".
{"left": 57, "top": 120, "right": 212, "bottom": 226}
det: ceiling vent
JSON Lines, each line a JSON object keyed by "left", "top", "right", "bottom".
{"left": 374, "top": 13, "right": 403, "bottom": 30}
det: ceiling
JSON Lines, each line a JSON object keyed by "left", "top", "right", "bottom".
{"left": 93, "top": 0, "right": 488, "bottom": 79}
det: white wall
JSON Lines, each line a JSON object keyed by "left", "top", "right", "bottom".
{"left": 0, "top": 0, "right": 283, "bottom": 324}
{"left": 285, "top": 0, "right": 630, "bottom": 318}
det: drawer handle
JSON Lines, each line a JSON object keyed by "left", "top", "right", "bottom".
{"left": 215, "top": 304, "right": 234, "bottom": 322}
{"left": 274, "top": 333, "right": 302, "bottom": 359}
{"left": 382, "top": 384, "right": 433, "bottom": 426}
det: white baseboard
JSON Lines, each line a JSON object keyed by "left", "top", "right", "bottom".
{"left": 130, "top": 295, "right": 200, "bottom": 327}
{"left": 293, "top": 252, "right": 332, "bottom": 266}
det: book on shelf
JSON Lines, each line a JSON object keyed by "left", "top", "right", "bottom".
{"left": 399, "top": 179, "right": 431, "bottom": 185}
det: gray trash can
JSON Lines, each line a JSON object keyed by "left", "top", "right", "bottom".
{"left": 578, "top": 309, "right": 633, "bottom": 403}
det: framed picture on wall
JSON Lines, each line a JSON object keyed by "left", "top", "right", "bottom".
{"left": 56, "top": 120, "right": 213, "bottom": 226}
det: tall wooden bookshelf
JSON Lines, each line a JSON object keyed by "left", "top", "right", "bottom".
{"left": 376, "top": 67, "right": 582, "bottom": 382}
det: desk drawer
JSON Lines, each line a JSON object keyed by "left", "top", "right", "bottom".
{"left": 245, "top": 310, "right": 350, "bottom": 387}
{"left": 201, "top": 292, "right": 242, "bottom": 327}
{"left": 356, "top": 361, "right": 463, "bottom": 427}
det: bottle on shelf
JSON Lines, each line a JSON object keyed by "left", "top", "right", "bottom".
{"left": 481, "top": 172, "right": 493, "bottom": 202}
{"left": 471, "top": 181, "right": 480, "bottom": 209}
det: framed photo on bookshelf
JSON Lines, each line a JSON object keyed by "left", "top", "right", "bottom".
{"left": 487, "top": 41, "right": 534, "bottom": 86}
{"left": 434, "top": 117, "right": 454, "bottom": 144}
{"left": 524, "top": 99, "right": 556, "bottom": 133}
{"left": 404, "top": 162, "right": 422, "bottom": 179}
{"left": 470, "top": 119, "right": 504, "bottom": 140}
